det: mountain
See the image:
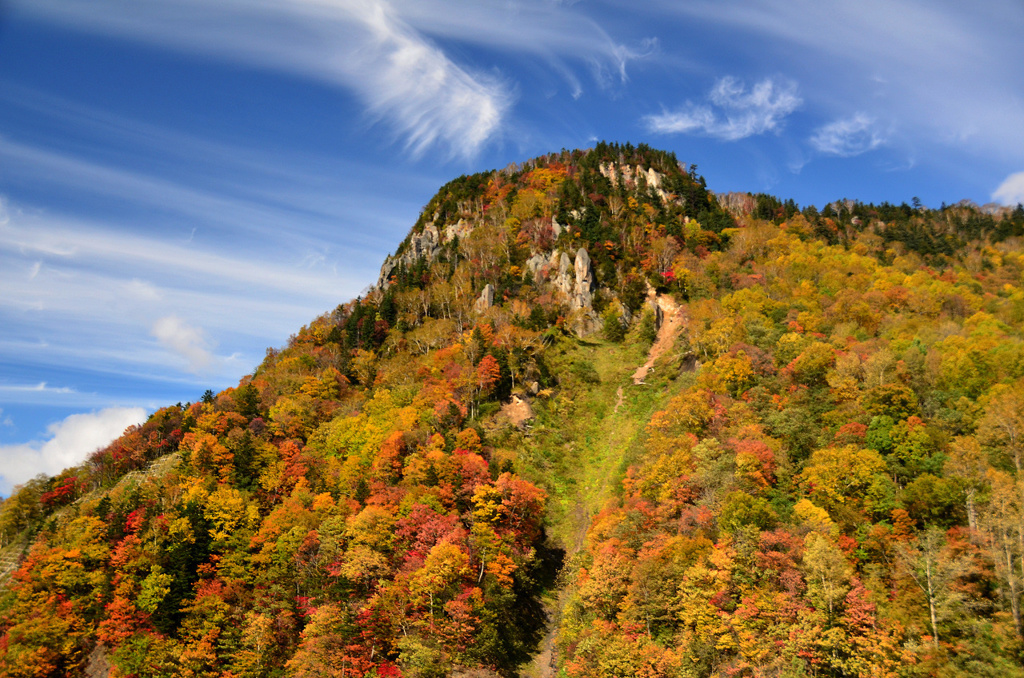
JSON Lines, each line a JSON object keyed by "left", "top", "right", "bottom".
{"left": 3, "top": 142, "right": 1024, "bottom": 677}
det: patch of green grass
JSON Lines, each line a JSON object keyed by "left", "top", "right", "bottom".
{"left": 511, "top": 335, "right": 685, "bottom": 554}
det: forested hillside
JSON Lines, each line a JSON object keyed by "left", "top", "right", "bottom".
{"left": 2, "top": 143, "right": 1024, "bottom": 677}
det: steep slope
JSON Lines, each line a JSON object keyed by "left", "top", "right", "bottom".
{"left": 3, "top": 143, "right": 1024, "bottom": 678}
{"left": 633, "top": 292, "right": 686, "bottom": 385}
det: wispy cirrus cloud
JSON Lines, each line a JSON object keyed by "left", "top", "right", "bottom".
{"left": 652, "top": 0, "right": 1024, "bottom": 163}
{"left": 345, "top": 1, "right": 510, "bottom": 158}
{"left": 22, "top": 0, "right": 510, "bottom": 158}
{"left": 18, "top": 0, "right": 663, "bottom": 158}
{"left": 0, "top": 196, "right": 361, "bottom": 385}
{"left": 0, "top": 210, "right": 363, "bottom": 304}
{"left": 810, "top": 113, "right": 887, "bottom": 157}
{"left": 362, "top": 0, "right": 657, "bottom": 96}
{"left": 644, "top": 76, "right": 801, "bottom": 141}
{"left": 0, "top": 382, "right": 76, "bottom": 396}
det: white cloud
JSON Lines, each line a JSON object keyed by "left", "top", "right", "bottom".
{"left": 591, "top": 38, "right": 660, "bottom": 89}
{"left": 124, "top": 278, "right": 162, "bottom": 302}
{"left": 992, "top": 172, "right": 1024, "bottom": 206}
{"left": 0, "top": 406, "right": 147, "bottom": 496}
{"left": 0, "top": 84, "right": 437, "bottom": 226}
{"left": 0, "top": 201, "right": 363, "bottom": 385}
{"left": 344, "top": 1, "right": 511, "bottom": 158}
{"left": 0, "top": 382, "right": 76, "bottom": 395}
{"left": 810, "top": 113, "right": 886, "bottom": 156}
{"left": 0, "top": 379, "right": 139, "bottom": 409}
{"left": 151, "top": 316, "right": 216, "bottom": 374}
{"left": 0, "top": 208, "right": 363, "bottom": 316}
{"left": 21, "top": 0, "right": 511, "bottom": 158}
{"left": 341, "top": 0, "right": 655, "bottom": 98}
{"left": 16, "top": 0, "right": 667, "bottom": 158}
{"left": 0, "top": 95, "right": 425, "bottom": 389}
{"left": 0, "top": 136, "right": 376, "bottom": 247}
{"left": 645, "top": 76, "right": 801, "bottom": 141}
{"left": 655, "top": 0, "right": 1024, "bottom": 162}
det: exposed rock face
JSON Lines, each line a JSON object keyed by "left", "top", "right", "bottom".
{"left": 568, "top": 247, "right": 601, "bottom": 336}
{"left": 474, "top": 283, "right": 495, "bottom": 313}
{"left": 714, "top": 192, "right": 755, "bottom": 216}
{"left": 524, "top": 252, "right": 547, "bottom": 279}
{"left": 376, "top": 223, "right": 443, "bottom": 289}
{"left": 546, "top": 250, "right": 574, "bottom": 296}
{"left": 377, "top": 258, "right": 398, "bottom": 289}
{"left": 648, "top": 296, "right": 663, "bottom": 329}
{"left": 522, "top": 246, "right": 599, "bottom": 335}
{"left": 551, "top": 216, "right": 564, "bottom": 239}
{"left": 598, "top": 162, "right": 671, "bottom": 202}
{"left": 571, "top": 248, "right": 594, "bottom": 311}
{"left": 500, "top": 395, "right": 535, "bottom": 429}
{"left": 412, "top": 223, "right": 441, "bottom": 258}
{"left": 375, "top": 211, "right": 604, "bottom": 336}
{"left": 443, "top": 218, "right": 474, "bottom": 242}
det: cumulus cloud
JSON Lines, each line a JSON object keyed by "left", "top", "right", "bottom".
{"left": 151, "top": 315, "right": 216, "bottom": 374}
{"left": 0, "top": 406, "right": 147, "bottom": 496}
{"left": 992, "top": 172, "right": 1024, "bottom": 206}
{"left": 644, "top": 76, "right": 801, "bottom": 141}
{"left": 810, "top": 113, "right": 886, "bottom": 156}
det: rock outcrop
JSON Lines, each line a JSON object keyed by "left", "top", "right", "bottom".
{"left": 551, "top": 216, "right": 565, "bottom": 239}
{"left": 571, "top": 248, "right": 594, "bottom": 311}
{"left": 474, "top": 284, "right": 496, "bottom": 313}
{"left": 374, "top": 211, "right": 604, "bottom": 335}
{"left": 551, "top": 251, "right": 574, "bottom": 297}
{"left": 376, "top": 223, "right": 443, "bottom": 289}
{"left": 443, "top": 218, "right": 474, "bottom": 242}
{"left": 713, "top": 191, "right": 756, "bottom": 216}
{"left": 598, "top": 162, "right": 672, "bottom": 202}
{"left": 524, "top": 252, "right": 547, "bottom": 279}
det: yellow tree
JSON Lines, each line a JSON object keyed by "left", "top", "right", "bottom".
{"left": 980, "top": 469, "right": 1024, "bottom": 637}
{"left": 944, "top": 436, "right": 989, "bottom": 532}
{"left": 802, "top": 533, "right": 853, "bottom": 622}
{"left": 800, "top": 445, "right": 886, "bottom": 519}
{"left": 894, "top": 527, "right": 971, "bottom": 650}
{"left": 285, "top": 603, "right": 373, "bottom": 678}
{"left": 978, "top": 385, "right": 1024, "bottom": 473}
{"left": 409, "top": 542, "right": 471, "bottom": 625}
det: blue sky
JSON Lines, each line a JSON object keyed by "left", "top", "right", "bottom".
{"left": 1, "top": 0, "right": 1023, "bottom": 495}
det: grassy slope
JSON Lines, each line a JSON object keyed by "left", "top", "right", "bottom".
{"left": 512, "top": 326, "right": 696, "bottom": 676}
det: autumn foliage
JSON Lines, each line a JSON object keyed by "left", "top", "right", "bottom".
{"left": 4, "top": 144, "right": 1024, "bottom": 676}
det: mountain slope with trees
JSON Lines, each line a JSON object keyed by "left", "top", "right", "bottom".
{"left": 3, "top": 143, "right": 1024, "bottom": 677}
